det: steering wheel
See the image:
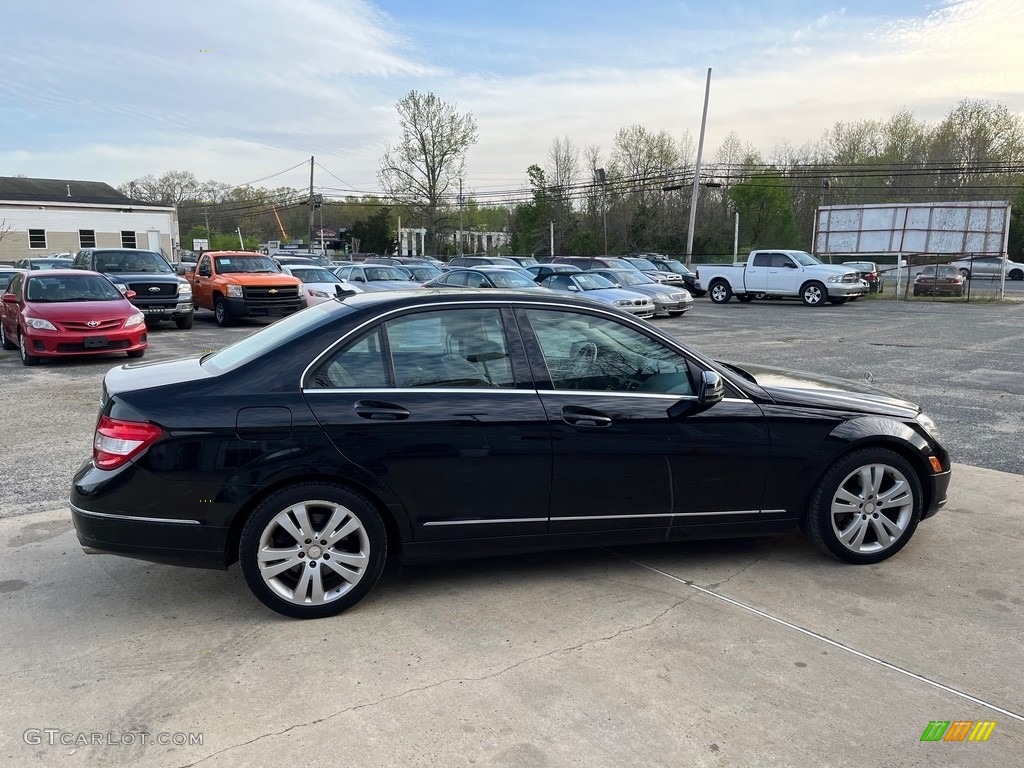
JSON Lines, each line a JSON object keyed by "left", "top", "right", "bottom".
{"left": 569, "top": 342, "right": 598, "bottom": 382}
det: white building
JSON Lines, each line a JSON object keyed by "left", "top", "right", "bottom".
{"left": 0, "top": 177, "right": 179, "bottom": 263}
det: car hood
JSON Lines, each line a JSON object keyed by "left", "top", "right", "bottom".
{"left": 26, "top": 299, "right": 136, "bottom": 321}
{"left": 720, "top": 361, "right": 920, "bottom": 418}
{"left": 108, "top": 272, "right": 180, "bottom": 282}
{"left": 581, "top": 287, "right": 651, "bottom": 303}
{"left": 806, "top": 264, "right": 859, "bottom": 278}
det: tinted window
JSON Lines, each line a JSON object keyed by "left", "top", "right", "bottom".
{"left": 311, "top": 308, "right": 513, "bottom": 389}
{"left": 752, "top": 254, "right": 771, "bottom": 267}
{"left": 526, "top": 309, "right": 693, "bottom": 395}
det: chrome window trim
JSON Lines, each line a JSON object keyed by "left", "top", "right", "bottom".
{"left": 298, "top": 297, "right": 746, "bottom": 397}
{"left": 305, "top": 387, "right": 537, "bottom": 395}
{"left": 71, "top": 502, "right": 201, "bottom": 525}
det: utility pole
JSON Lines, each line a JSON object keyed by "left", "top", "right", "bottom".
{"left": 595, "top": 168, "right": 608, "bottom": 254}
{"left": 458, "top": 178, "right": 464, "bottom": 256}
{"left": 236, "top": 227, "right": 244, "bottom": 249}
{"left": 685, "top": 67, "right": 712, "bottom": 266}
{"left": 308, "top": 156, "right": 315, "bottom": 248}
{"left": 550, "top": 221, "right": 555, "bottom": 257}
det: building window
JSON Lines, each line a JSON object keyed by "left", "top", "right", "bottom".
{"left": 121, "top": 230, "right": 137, "bottom": 248}
{"left": 29, "top": 229, "right": 47, "bottom": 249}
{"left": 79, "top": 229, "right": 96, "bottom": 249}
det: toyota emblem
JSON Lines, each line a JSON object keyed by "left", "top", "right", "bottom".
{"left": 87, "top": 320, "right": 100, "bottom": 328}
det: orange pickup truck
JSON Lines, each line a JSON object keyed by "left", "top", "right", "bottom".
{"left": 187, "top": 251, "right": 304, "bottom": 327}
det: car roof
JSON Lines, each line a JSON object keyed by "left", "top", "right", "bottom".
{"left": 24, "top": 269, "right": 105, "bottom": 278}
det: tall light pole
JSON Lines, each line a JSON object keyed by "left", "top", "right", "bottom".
{"left": 685, "top": 67, "right": 712, "bottom": 266}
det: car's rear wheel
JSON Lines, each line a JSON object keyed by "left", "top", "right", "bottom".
{"left": 214, "top": 298, "right": 232, "bottom": 327}
{"left": 1009, "top": 269, "right": 1023, "bottom": 281}
{"left": 0, "top": 322, "right": 15, "bottom": 350}
{"left": 801, "top": 281, "right": 827, "bottom": 306}
{"left": 175, "top": 314, "right": 194, "bottom": 330}
{"left": 737, "top": 294, "right": 754, "bottom": 303}
{"left": 806, "top": 448, "right": 923, "bottom": 564}
{"left": 709, "top": 280, "right": 732, "bottom": 304}
{"left": 239, "top": 483, "right": 387, "bottom": 619}
{"left": 958, "top": 268, "right": 971, "bottom": 280}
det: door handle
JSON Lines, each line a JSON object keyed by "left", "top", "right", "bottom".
{"left": 561, "top": 406, "right": 612, "bottom": 427}
{"left": 354, "top": 400, "right": 410, "bottom": 420}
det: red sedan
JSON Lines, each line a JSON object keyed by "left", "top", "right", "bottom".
{"left": 1, "top": 270, "right": 148, "bottom": 366}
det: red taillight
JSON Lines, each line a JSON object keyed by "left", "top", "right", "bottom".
{"left": 93, "top": 415, "right": 163, "bottom": 470}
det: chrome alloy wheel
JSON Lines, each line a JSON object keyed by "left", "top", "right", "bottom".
{"left": 256, "top": 500, "right": 370, "bottom": 607}
{"left": 829, "top": 463, "right": 914, "bottom": 555}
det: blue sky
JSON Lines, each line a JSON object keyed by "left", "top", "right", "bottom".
{"left": 1, "top": 0, "right": 1021, "bottom": 198}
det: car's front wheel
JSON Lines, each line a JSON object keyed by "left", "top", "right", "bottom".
{"left": 19, "top": 330, "right": 40, "bottom": 366}
{"left": 958, "top": 268, "right": 971, "bottom": 280}
{"left": 239, "top": 483, "right": 388, "bottom": 619}
{"left": 214, "top": 298, "right": 233, "bottom": 327}
{"left": 1009, "top": 269, "right": 1023, "bottom": 281}
{"left": 806, "top": 448, "right": 923, "bottom": 564}
{"left": 801, "top": 281, "right": 827, "bottom": 306}
{"left": 175, "top": 314, "right": 194, "bottom": 330}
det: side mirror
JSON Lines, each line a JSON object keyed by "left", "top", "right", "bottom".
{"left": 124, "top": 290, "right": 137, "bottom": 299}
{"left": 784, "top": 261, "right": 798, "bottom": 268}
{"left": 666, "top": 370, "right": 724, "bottom": 419}
{"left": 2, "top": 293, "right": 17, "bottom": 304}
{"left": 568, "top": 284, "right": 579, "bottom": 291}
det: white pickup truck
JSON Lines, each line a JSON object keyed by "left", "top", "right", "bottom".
{"left": 695, "top": 250, "right": 868, "bottom": 306}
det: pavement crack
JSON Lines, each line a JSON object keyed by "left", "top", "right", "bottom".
{"left": 175, "top": 597, "right": 693, "bottom": 768}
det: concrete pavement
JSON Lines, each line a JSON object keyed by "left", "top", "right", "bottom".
{"left": 1, "top": 463, "right": 1021, "bottom": 767}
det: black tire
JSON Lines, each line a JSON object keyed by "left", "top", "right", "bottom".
{"left": 805, "top": 448, "right": 923, "bottom": 565}
{"left": 736, "top": 294, "right": 754, "bottom": 303}
{"left": 1009, "top": 269, "right": 1023, "bottom": 281}
{"left": 829, "top": 297, "right": 849, "bottom": 305}
{"left": 801, "top": 281, "right": 827, "bottom": 307}
{"left": 127, "top": 349, "right": 146, "bottom": 359}
{"left": 912, "top": 287, "right": 921, "bottom": 297}
{"left": 214, "top": 298, "right": 233, "bottom": 327}
{"left": 175, "top": 314, "right": 194, "bottom": 330}
{"left": 958, "top": 268, "right": 970, "bottom": 280}
{"left": 239, "top": 483, "right": 388, "bottom": 619}
{"left": 19, "top": 330, "right": 40, "bottom": 366}
{"left": 708, "top": 280, "right": 732, "bottom": 304}
{"left": 692, "top": 290, "right": 707, "bottom": 298}
{"left": 0, "top": 322, "right": 15, "bottom": 350}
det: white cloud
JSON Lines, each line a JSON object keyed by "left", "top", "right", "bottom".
{"left": 2, "top": 0, "right": 1021, "bottom": 196}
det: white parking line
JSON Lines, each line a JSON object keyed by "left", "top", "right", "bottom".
{"left": 616, "top": 553, "right": 1024, "bottom": 724}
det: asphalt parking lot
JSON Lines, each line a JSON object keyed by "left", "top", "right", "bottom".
{"left": 1, "top": 298, "right": 1022, "bottom": 766}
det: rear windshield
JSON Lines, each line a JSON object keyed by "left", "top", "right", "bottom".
{"left": 201, "top": 303, "right": 347, "bottom": 373}
{"left": 95, "top": 250, "right": 172, "bottom": 273}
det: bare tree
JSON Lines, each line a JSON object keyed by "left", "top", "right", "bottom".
{"left": 0, "top": 218, "right": 13, "bottom": 248}
{"left": 378, "top": 90, "right": 478, "bottom": 254}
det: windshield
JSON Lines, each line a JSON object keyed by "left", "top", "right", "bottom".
{"left": 95, "top": 250, "right": 172, "bottom": 273}
{"left": 407, "top": 266, "right": 442, "bottom": 281}
{"left": 626, "top": 257, "right": 658, "bottom": 270}
{"left": 488, "top": 271, "right": 535, "bottom": 288}
{"left": 291, "top": 267, "right": 341, "bottom": 283}
{"left": 575, "top": 273, "right": 615, "bottom": 290}
{"left": 483, "top": 257, "right": 519, "bottom": 266}
{"left": 26, "top": 274, "right": 123, "bottom": 302}
{"left": 791, "top": 251, "right": 823, "bottom": 266}
{"left": 215, "top": 256, "right": 281, "bottom": 273}
{"left": 611, "top": 271, "right": 648, "bottom": 286}
{"left": 661, "top": 259, "right": 693, "bottom": 275}
{"left": 511, "top": 256, "right": 539, "bottom": 266}
{"left": 366, "top": 266, "right": 412, "bottom": 281}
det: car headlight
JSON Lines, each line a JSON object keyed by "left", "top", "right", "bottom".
{"left": 113, "top": 283, "right": 128, "bottom": 294}
{"left": 915, "top": 413, "right": 940, "bottom": 439}
{"left": 177, "top": 281, "right": 192, "bottom": 296}
{"left": 124, "top": 312, "right": 146, "bottom": 328}
{"left": 226, "top": 284, "right": 243, "bottom": 298}
{"left": 613, "top": 299, "right": 633, "bottom": 306}
{"left": 26, "top": 317, "right": 57, "bottom": 331}
{"left": 308, "top": 289, "right": 329, "bottom": 298}
{"left": 827, "top": 275, "right": 843, "bottom": 284}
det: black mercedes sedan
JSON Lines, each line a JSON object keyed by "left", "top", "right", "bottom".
{"left": 70, "top": 290, "right": 951, "bottom": 619}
